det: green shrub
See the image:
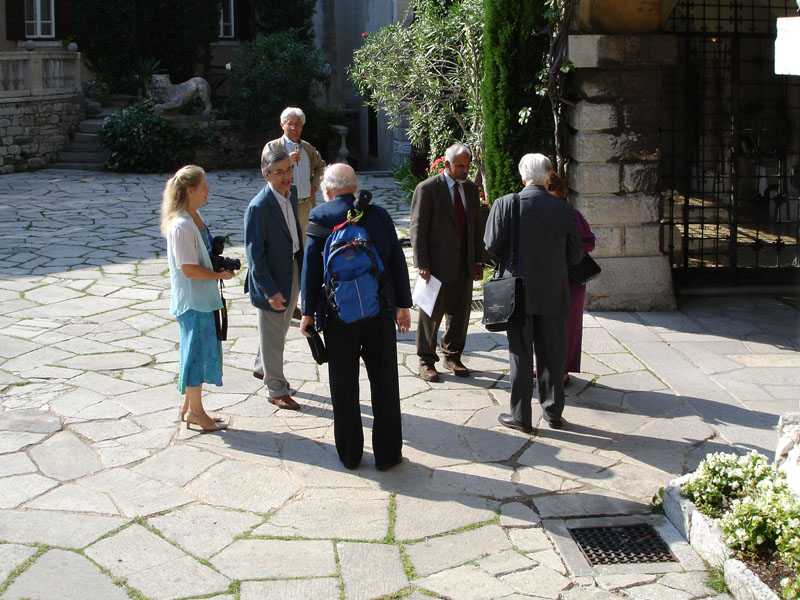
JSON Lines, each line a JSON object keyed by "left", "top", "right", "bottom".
{"left": 225, "top": 29, "right": 323, "bottom": 130}
{"left": 392, "top": 161, "right": 424, "bottom": 204}
{"left": 100, "top": 100, "right": 216, "bottom": 173}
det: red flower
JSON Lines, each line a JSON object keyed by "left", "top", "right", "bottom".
{"left": 362, "top": 32, "right": 368, "bottom": 38}
{"left": 427, "top": 156, "right": 445, "bottom": 174}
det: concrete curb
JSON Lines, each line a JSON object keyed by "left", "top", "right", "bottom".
{"left": 663, "top": 477, "right": 780, "bottom": 600}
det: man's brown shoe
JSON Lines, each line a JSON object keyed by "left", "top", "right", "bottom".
{"left": 269, "top": 395, "right": 301, "bottom": 410}
{"left": 419, "top": 363, "right": 440, "bottom": 382}
{"left": 443, "top": 358, "right": 470, "bottom": 377}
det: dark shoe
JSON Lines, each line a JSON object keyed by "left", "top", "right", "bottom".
{"left": 269, "top": 395, "right": 301, "bottom": 410}
{"left": 443, "top": 358, "right": 470, "bottom": 377}
{"left": 419, "top": 363, "right": 440, "bottom": 382}
{"left": 253, "top": 369, "right": 264, "bottom": 380}
{"left": 547, "top": 418, "right": 563, "bottom": 429}
{"left": 498, "top": 413, "right": 533, "bottom": 434}
{"left": 563, "top": 374, "right": 570, "bottom": 386}
{"left": 376, "top": 455, "right": 403, "bottom": 471}
{"left": 292, "top": 307, "right": 302, "bottom": 320}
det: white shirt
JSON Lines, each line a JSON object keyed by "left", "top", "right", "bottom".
{"left": 444, "top": 172, "right": 467, "bottom": 212}
{"left": 268, "top": 183, "right": 300, "bottom": 254}
{"left": 282, "top": 135, "right": 311, "bottom": 199}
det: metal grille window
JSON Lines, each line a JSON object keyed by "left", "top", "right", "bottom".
{"left": 219, "top": 0, "right": 235, "bottom": 39}
{"left": 24, "top": 0, "right": 54, "bottom": 38}
{"left": 660, "top": 0, "right": 800, "bottom": 286}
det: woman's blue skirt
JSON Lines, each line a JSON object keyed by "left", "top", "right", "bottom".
{"left": 176, "top": 309, "right": 223, "bottom": 393}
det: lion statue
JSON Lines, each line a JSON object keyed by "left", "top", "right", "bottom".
{"left": 151, "top": 74, "right": 212, "bottom": 117}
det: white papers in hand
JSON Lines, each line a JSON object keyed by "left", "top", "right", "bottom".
{"left": 412, "top": 274, "right": 441, "bottom": 318}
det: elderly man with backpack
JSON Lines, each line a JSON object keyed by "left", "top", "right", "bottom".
{"left": 300, "top": 163, "right": 412, "bottom": 471}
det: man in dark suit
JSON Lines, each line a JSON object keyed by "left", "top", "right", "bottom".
{"left": 244, "top": 149, "right": 304, "bottom": 411}
{"left": 410, "top": 143, "right": 484, "bottom": 382}
{"left": 300, "top": 163, "right": 412, "bottom": 470}
{"left": 484, "top": 153, "right": 583, "bottom": 431}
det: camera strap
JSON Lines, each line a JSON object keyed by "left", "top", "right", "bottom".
{"left": 214, "top": 280, "right": 228, "bottom": 341}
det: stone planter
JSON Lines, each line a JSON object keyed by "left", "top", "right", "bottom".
{"left": 663, "top": 477, "right": 780, "bottom": 600}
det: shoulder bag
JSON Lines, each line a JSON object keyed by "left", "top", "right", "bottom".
{"left": 482, "top": 194, "right": 525, "bottom": 332}
{"left": 568, "top": 254, "right": 601, "bottom": 285}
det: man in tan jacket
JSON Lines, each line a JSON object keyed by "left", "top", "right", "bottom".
{"left": 262, "top": 107, "right": 326, "bottom": 324}
{"left": 262, "top": 107, "right": 326, "bottom": 247}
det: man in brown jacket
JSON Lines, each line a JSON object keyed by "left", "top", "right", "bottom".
{"left": 262, "top": 106, "right": 326, "bottom": 324}
{"left": 262, "top": 107, "right": 326, "bottom": 247}
{"left": 410, "top": 143, "right": 484, "bottom": 382}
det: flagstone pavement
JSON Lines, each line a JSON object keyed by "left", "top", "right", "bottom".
{"left": 0, "top": 168, "right": 798, "bottom": 600}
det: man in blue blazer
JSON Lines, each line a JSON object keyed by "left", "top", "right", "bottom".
{"left": 245, "top": 149, "right": 304, "bottom": 410}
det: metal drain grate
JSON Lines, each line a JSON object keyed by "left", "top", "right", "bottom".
{"left": 471, "top": 299, "right": 484, "bottom": 310}
{"left": 568, "top": 524, "right": 676, "bottom": 565}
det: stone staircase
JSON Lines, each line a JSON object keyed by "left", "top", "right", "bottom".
{"left": 51, "top": 95, "right": 136, "bottom": 171}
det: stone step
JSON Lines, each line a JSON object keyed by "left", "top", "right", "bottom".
{"left": 66, "top": 142, "right": 102, "bottom": 154}
{"left": 73, "top": 132, "right": 99, "bottom": 144}
{"left": 58, "top": 150, "right": 105, "bottom": 162}
{"left": 102, "top": 94, "right": 137, "bottom": 108}
{"left": 77, "top": 119, "right": 106, "bottom": 134}
{"left": 48, "top": 161, "right": 106, "bottom": 171}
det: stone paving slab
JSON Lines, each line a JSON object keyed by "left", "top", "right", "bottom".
{"left": 2, "top": 169, "right": 795, "bottom": 599}
{"left": 1, "top": 549, "right": 129, "bottom": 600}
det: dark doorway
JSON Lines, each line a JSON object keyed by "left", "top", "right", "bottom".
{"left": 661, "top": 0, "right": 800, "bottom": 286}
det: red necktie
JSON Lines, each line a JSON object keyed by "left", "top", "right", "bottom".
{"left": 453, "top": 183, "right": 466, "bottom": 251}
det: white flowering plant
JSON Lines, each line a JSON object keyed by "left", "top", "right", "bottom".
{"left": 682, "top": 450, "right": 774, "bottom": 518}
{"left": 684, "top": 451, "right": 800, "bottom": 599}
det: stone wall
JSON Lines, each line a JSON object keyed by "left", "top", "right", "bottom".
{"left": 565, "top": 34, "right": 676, "bottom": 310}
{"left": 0, "top": 94, "right": 84, "bottom": 173}
{"left": 167, "top": 116, "right": 262, "bottom": 171}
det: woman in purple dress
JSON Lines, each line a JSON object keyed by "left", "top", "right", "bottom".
{"left": 564, "top": 210, "right": 595, "bottom": 383}
{"left": 545, "top": 172, "right": 595, "bottom": 385}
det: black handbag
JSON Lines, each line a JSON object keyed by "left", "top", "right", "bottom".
{"left": 482, "top": 194, "right": 525, "bottom": 332}
{"left": 306, "top": 329, "right": 328, "bottom": 364}
{"left": 568, "top": 254, "right": 601, "bottom": 285}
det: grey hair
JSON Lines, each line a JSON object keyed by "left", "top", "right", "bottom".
{"left": 280, "top": 106, "right": 306, "bottom": 125}
{"left": 261, "top": 149, "right": 291, "bottom": 175}
{"left": 320, "top": 163, "right": 361, "bottom": 194}
{"left": 445, "top": 143, "right": 471, "bottom": 163}
{"left": 518, "top": 153, "right": 552, "bottom": 184}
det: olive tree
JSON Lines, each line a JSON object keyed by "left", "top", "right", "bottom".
{"left": 348, "top": 0, "right": 487, "bottom": 188}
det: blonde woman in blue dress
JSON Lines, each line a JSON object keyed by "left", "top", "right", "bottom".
{"left": 161, "top": 165, "right": 234, "bottom": 432}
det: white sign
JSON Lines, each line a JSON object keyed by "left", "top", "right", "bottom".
{"left": 775, "top": 17, "right": 800, "bottom": 76}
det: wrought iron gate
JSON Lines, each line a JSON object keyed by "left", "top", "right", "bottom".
{"left": 661, "top": 0, "right": 800, "bottom": 286}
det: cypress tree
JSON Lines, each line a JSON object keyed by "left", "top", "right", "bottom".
{"left": 481, "top": 0, "right": 551, "bottom": 203}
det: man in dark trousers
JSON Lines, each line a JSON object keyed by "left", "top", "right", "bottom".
{"left": 299, "top": 163, "right": 412, "bottom": 470}
{"left": 484, "top": 153, "right": 583, "bottom": 431}
{"left": 410, "top": 143, "right": 484, "bottom": 382}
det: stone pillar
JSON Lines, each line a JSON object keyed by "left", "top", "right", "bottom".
{"left": 565, "top": 34, "right": 676, "bottom": 310}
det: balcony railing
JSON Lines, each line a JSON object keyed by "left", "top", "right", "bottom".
{"left": 0, "top": 50, "right": 82, "bottom": 99}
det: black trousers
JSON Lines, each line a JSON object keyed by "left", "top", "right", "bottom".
{"left": 507, "top": 313, "right": 566, "bottom": 426}
{"left": 324, "top": 314, "right": 403, "bottom": 469}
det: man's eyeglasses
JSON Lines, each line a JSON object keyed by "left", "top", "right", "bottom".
{"left": 269, "top": 167, "right": 293, "bottom": 176}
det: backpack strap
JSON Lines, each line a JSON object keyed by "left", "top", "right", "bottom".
{"left": 306, "top": 221, "right": 332, "bottom": 240}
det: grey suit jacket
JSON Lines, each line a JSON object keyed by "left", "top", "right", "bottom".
{"left": 410, "top": 172, "right": 484, "bottom": 283}
{"left": 484, "top": 184, "right": 582, "bottom": 317}
{"left": 244, "top": 184, "right": 303, "bottom": 312}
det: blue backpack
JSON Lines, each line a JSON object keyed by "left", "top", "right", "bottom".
{"left": 322, "top": 208, "right": 385, "bottom": 323}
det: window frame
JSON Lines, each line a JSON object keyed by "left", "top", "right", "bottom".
{"left": 24, "top": 0, "right": 55, "bottom": 39}
{"left": 219, "top": 0, "right": 235, "bottom": 39}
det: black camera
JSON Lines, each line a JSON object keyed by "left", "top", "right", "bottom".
{"left": 353, "top": 189, "right": 372, "bottom": 212}
{"left": 210, "top": 235, "right": 241, "bottom": 272}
